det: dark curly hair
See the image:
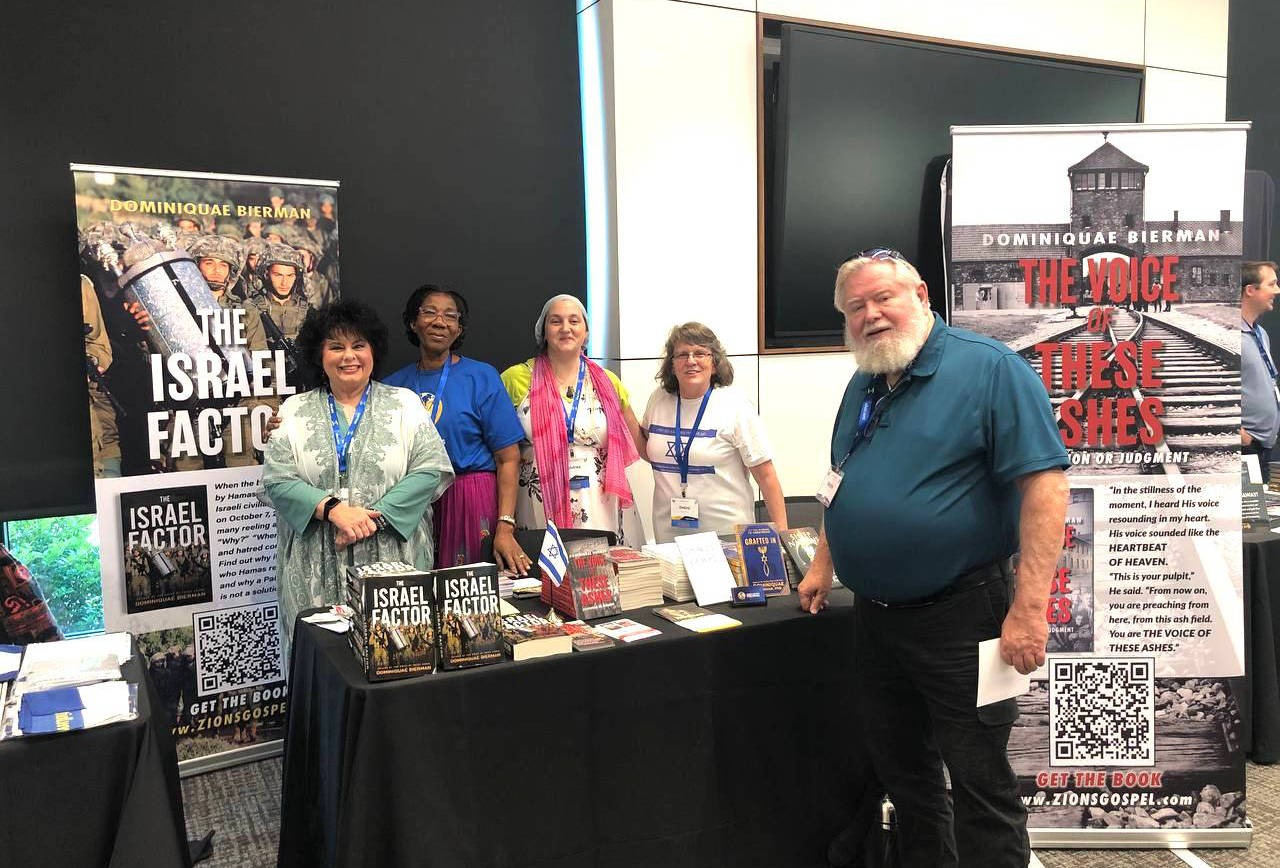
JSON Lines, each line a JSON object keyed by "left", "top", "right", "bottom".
{"left": 296, "top": 299, "right": 390, "bottom": 388}
{"left": 401, "top": 284, "right": 469, "bottom": 352}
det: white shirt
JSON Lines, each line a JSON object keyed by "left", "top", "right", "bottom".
{"left": 641, "top": 384, "right": 773, "bottom": 543}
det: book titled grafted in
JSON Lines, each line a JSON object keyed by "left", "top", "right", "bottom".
{"left": 735, "top": 523, "right": 790, "bottom": 597}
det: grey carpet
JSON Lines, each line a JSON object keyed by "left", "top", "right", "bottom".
{"left": 182, "top": 756, "right": 281, "bottom": 868}
{"left": 182, "top": 757, "right": 1280, "bottom": 867}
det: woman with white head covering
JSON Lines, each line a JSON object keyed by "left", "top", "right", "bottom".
{"left": 500, "top": 295, "right": 647, "bottom": 544}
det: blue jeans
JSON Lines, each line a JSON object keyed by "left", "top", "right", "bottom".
{"left": 854, "top": 575, "right": 1028, "bottom": 868}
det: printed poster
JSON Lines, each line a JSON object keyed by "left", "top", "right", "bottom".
{"left": 73, "top": 164, "right": 339, "bottom": 763}
{"left": 949, "top": 124, "right": 1246, "bottom": 835}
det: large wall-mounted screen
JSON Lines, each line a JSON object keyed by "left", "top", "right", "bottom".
{"left": 762, "top": 22, "right": 1143, "bottom": 349}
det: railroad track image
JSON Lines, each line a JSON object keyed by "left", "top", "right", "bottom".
{"left": 1021, "top": 309, "right": 1240, "bottom": 475}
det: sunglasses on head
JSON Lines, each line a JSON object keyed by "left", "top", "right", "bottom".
{"left": 854, "top": 247, "right": 906, "bottom": 262}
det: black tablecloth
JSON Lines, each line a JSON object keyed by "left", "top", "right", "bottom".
{"left": 1244, "top": 530, "right": 1280, "bottom": 762}
{"left": 279, "top": 590, "right": 871, "bottom": 868}
{"left": 0, "top": 647, "right": 192, "bottom": 868}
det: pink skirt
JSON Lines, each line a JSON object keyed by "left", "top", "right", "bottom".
{"left": 432, "top": 471, "right": 498, "bottom": 568}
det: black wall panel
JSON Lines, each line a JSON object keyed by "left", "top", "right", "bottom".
{"left": 0, "top": 0, "right": 585, "bottom": 519}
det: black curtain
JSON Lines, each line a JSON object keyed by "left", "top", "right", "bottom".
{"left": 0, "top": 0, "right": 585, "bottom": 521}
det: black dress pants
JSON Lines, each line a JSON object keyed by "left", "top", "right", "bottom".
{"left": 854, "top": 578, "right": 1028, "bottom": 868}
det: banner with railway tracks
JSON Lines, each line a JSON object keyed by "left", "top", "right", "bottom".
{"left": 949, "top": 124, "right": 1248, "bottom": 843}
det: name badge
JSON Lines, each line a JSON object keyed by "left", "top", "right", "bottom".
{"left": 569, "top": 454, "right": 592, "bottom": 490}
{"left": 338, "top": 487, "right": 350, "bottom": 503}
{"left": 731, "top": 586, "right": 768, "bottom": 607}
{"left": 815, "top": 467, "right": 843, "bottom": 508}
{"left": 671, "top": 497, "right": 699, "bottom": 528}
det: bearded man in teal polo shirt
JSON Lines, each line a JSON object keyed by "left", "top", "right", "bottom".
{"left": 798, "top": 249, "right": 1069, "bottom": 868}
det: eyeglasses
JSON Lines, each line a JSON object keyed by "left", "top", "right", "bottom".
{"left": 418, "top": 307, "right": 461, "bottom": 324}
{"left": 674, "top": 351, "right": 713, "bottom": 363}
{"left": 854, "top": 247, "right": 907, "bottom": 263}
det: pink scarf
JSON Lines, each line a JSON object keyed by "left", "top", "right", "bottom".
{"left": 530, "top": 354, "right": 638, "bottom": 527}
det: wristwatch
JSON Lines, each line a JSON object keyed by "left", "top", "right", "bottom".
{"left": 321, "top": 497, "right": 341, "bottom": 522}
{"left": 497, "top": 514, "right": 517, "bottom": 527}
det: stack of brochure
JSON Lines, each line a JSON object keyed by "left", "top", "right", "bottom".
{"left": 641, "top": 543, "right": 695, "bottom": 603}
{"left": 0, "top": 632, "right": 137, "bottom": 739}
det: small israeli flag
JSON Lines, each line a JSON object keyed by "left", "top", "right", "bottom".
{"left": 539, "top": 520, "right": 570, "bottom": 587}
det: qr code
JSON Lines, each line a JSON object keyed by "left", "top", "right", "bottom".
{"left": 1049, "top": 657, "right": 1155, "bottom": 767}
{"left": 193, "top": 602, "right": 283, "bottom": 696}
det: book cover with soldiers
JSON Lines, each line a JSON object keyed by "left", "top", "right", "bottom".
{"left": 433, "top": 563, "right": 503, "bottom": 670}
{"left": 346, "top": 562, "right": 436, "bottom": 681}
{"left": 73, "top": 164, "right": 339, "bottom": 767}
{"left": 120, "top": 485, "right": 212, "bottom": 613}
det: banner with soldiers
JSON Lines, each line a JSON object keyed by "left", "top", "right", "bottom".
{"left": 948, "top": 125, "right": 1247, "bottom": 845}
{"left": 73, "top": 164, "right": 339, "bottom": 766}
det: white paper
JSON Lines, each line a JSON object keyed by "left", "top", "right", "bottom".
{"left": 0, "top": 648, "right": 20, "bottom": 679}
{"left": 976, "top": 638, "right": 1030, "bottom": 707}
{"left": 1244, "top": 453, "right": 1263, "bottom": 484}
{"left": 673, "top": 532, "right": 736, "bottom": 606}
{"left": 301, "top": 612, "right": 350, "bottom": 634}
{"left": 18, "top": 632, "right": 132, "bottom": 668}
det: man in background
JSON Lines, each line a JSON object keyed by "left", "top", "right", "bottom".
{"left": 1241, "top": 261, "right": 1280, "bottom": 482}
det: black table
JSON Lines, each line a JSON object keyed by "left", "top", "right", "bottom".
{"left": 1243, "top": 530, "right": 1280, "bottom": 762}
{"left": 278, "top": 590, "right": 871, "bottom": 868}
{"left": 0, "top": 648, "right": 192, "bottom": 868}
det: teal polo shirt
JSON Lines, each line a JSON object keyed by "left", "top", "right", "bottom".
{"left": 825, "top": 313, "right": 1068, "bottom": 603}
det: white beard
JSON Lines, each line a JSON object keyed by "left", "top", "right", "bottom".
{"left": 848, "top": 309, "right": 933, "bottom": 375}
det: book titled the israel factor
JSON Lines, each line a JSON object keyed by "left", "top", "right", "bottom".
{"left": 735, "top": 523, "right": 790, "bottom": 597}
{"left": 119, "top": 485, "right": 213, "bottom": 613}
{"left": 433, "top": 562, "right": 503, "bottom": 670}
{"left": 345, "top": 562, "right": 436, "bottom": 682}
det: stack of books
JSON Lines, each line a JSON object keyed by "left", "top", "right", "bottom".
{"left": 641, "top": 543, "right": 695, "bottom": 603}
{"left": 501, "top": 612, "right": 572, "bottom": 661}
{"left": 607, "top": 547, "right": 664, "bottom": 610}
{"left": 345, "top": 561, "right": 437, "bottom": 682}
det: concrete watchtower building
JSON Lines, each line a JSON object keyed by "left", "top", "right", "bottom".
{"left": 1068, "top": 138, "right": 1149, "bottom": 240}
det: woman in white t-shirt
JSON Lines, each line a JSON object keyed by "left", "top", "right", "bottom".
{"left": 640, "top": 322, "right": 788, "bottom": 543}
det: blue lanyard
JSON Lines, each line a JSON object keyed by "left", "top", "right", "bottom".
{"left": 1248, "top": 324, "right": 1277, "bottom": 379}
{"left": 563, "top": 357, "right": 586, "bottom": 444}
{"left": 673, "top": 387, "right": 714, "bottom": 494}
{"left": 328, "top": 383, "right": 371, "bottom": 474}
{"left": 416, "top": 354, "right": 452, "bottom": 414}
{"left": 835, "top": 376, "right": 901, "bottom": 471}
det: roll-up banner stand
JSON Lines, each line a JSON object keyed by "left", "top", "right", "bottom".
{"left": 948, "top": 124, "right": 1250, "bottom": 848}
{"left": 72, "top": 164, "right": 340, "bottom": 774}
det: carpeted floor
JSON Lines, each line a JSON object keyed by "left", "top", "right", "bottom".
{"left": 182, "top": 758, "right": 1280, "bottom": 868}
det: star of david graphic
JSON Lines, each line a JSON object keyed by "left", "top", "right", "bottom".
{"left": 547, "top": 543, "right": 562, "bottom": 559}
{"left": 665, "top": 441, "right": 677, "bottom": 457}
